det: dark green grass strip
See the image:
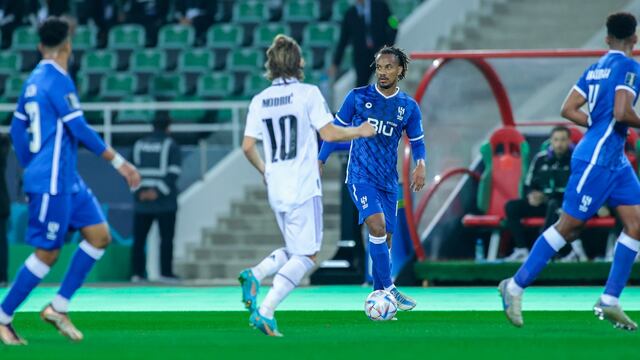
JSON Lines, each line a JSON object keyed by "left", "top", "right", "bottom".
{"left": 1, "top": 311, "right": 638, "bottom": 359}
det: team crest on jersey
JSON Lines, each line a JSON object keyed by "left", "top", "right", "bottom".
{"left": 625, "top": 72, "right": 637, "bottom": 88}
{"left": 365, "top": 102, "right": 372, "bottom": 109}
{"left": 65, "top": 93, "right": 81, "bottom": 110}
{"left": 397, "top": 106, "right": 405, "bottom": 121}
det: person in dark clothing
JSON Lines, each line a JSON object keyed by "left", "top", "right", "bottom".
{"left": 329, "top": 0, "right": 398, "bottom": 87}
{"left": 0, "top": 135, "right": 9, "bottom": 285}
{"left": 0, "top": 0, "right": 38, "bottom": 48}
{"left": 504, "top": 126, "right": 574, "bottom": 262}
{"left": 131, "top": 115, "right": 181, "bottom": 282}
{"left": 75, "top": 0, "right": 119, "bottom": 47}
{"left": 121, "top": 0, "right": 169, "bottom": 46}
{"left": 175, "top": 0, "right": 217, "bottom": 46}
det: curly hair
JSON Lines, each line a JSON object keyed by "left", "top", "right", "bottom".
{"left": 371, "top": 45, "right": 410, "bottom": 80}
{"left": 264, "top": 34, "right": 304, "bottom": 81}
{"left": 607, "top": 12, "right": 637, "bottom": 40}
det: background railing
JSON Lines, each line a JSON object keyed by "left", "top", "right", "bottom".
{"left": 0, "top": 100, "right": 250, "bottom": 147}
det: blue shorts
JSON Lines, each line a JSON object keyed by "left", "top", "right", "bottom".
{"left": 348, "top": 183, "right": 398, "bottom": 234}
{"left": 26, "top": 188, "right": 106, "bottom": 250}
{"left": 563, "top": 159, "right": 640, "bottom": 221}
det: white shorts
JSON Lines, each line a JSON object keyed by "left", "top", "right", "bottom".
{"left": 274, "top": 196, "right": 323, "bottom": 256}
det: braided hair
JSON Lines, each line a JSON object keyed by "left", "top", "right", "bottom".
{"left": 371, "top": 45, "right": 410, "bottom": 80}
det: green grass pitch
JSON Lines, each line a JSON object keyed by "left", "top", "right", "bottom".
{"left": 1, "top": 286, "right": 639, "bottom": 359}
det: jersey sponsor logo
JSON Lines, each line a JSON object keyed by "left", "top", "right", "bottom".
{"left": 25, "top": 84, "right": 37, "bottom": 97}
{"left": 579, "top": 195, "right": 592, "bottom": 213}
{"left": 360, "top": 195, "right": 368, "bottom": 209}
{"left": 585, "top": 68, "right": 611, "bottom": 80}
{"left": 367, "top": 117, "right": 396, "bottom": 137}
{"left": 625, "top": 72, "right": 637, "bottom": 88}
{"left": 65, "top": 93, "right": 81, "bottom": 110}
{"left": 365, "top": 102, "right": 373, "bottom": 109}
{"left": 46, "top": 221, "right": 60, "bottom": 240}
{"left": 262, "top": 94, "right": 293, "bottom": 108}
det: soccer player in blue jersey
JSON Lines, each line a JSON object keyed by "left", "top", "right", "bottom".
{"left": 0, "top": 17, "right": 140, "bottom": 345}
{"left": 319, "top": 46, "right": 426, "bottom": 310}
{"left": 499, "top": 12, "right": 640, "bottom": 331}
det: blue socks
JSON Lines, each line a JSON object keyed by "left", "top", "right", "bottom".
{"left": 601, "top": 233, "right": 640, "bottom": 306}
{"left": 0, "top": 254, "right": 50, "bottom": 324}
{"left": 52, "top": 241, "right": 105, "bottom": 313}
{"left": 513, "top": 227, "right": 566, "bottom": 289}
{"left": 369, "top": 234, "right": 393, "bottom": 290}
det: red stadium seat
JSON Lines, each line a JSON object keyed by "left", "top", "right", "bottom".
{"left": 462, "top": 127, "right": 529, "bottom": 259}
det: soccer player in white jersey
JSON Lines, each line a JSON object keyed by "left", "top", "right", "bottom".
{"left": 499, "top": 12, "right": 640, "bottom": 330}
{"left": 239, "top": 34, "right": 375, "bottom": 336}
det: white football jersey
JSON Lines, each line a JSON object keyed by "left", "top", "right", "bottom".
{"left": 244, "top": 77, "right": 333, "bottom": 212}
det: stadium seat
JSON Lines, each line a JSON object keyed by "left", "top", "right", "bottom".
{"left": 3, "top": 74, "right": 28, "bottom": 100}
{"left": 81, "top": 50, "right": 117, "bottom": 74}
{"left": 462, "top": 127, "right": 530, "bottom": 260}
{"left": 304, "top": 23, "right": 339, "bottom": 47}
{"left": 197, "top": 73, "right": 234, "bottom": 98}
{"left": 150, "top": 74, "right": 186, "bottom": 98}
{"left": 304, "top": 71, "right": 326, "bottom": 87}
{"left": 158, "top": 24, "right": 195, "bottom": 49}
{"left": 100, "top": 73, "right": 137, "bottom": 98}
{"left": 283, "top": 0, "right": 320, "bottom": 22}
{"left": 254, "top": 23, "right": 291, "bottom": 48}
{"left": 243, "top": 73, "right": 271, "bottom": 98}
{"left": 11, "top": 26, "right": 39, "bottom": 51}
{"left": 0, "top": 53, "right": 21, "bottom": 75}
{"left": 207, "top": 24, "right": 244, "bottom": 49}
{"left": 169, "top": 96, "right": 206, "bottom": 122}
{"left": 227, "top": 48, "right": 262, "bottom": 72}
{"left": 117, "top": 95, "right": 156, "bottom": 123}
{"left": 108, "top": 24, "right": 145, "bottom": 49}
{"left": 130, "top": 49, "right": 167, "bottom": 74}
{"left": 73, "top": 25, "right": 97, "bottom": 51}
{"left": 233, "top": 1, "right": 267, "bottom": 24}
{"left": 178, "top": 49, "right": 214, "bottom": 73}
{"left": 331, "top": 0, "right": 351, "bottom": 21}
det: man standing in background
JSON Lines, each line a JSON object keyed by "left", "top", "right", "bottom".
{"left": 131, "top": 115, "right": 181, "bottom": 283}
{"left": 329, "top": 0, "right": 398, "bottom": 87}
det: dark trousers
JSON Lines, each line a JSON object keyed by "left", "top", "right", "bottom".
{"left": 505, "top": 198, "right": 561, "bottom": 249}
{"left": 0, "top": 217, "right": 6, "bottom": 282}
{"left": 354, "top": 52, "right": 376, "bottom": 87}
{"left": 132, "top": 211, "right": 176, "bottom": 277}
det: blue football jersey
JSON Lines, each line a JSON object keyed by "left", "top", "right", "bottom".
{"left": 13, "top": 60, "right": 90, "bottom": 195}
{"left": 336, "top": 84, "right": 424, "bottom": 192}
{"left": 572, "top": 50, "right": 640, "bottom": 169}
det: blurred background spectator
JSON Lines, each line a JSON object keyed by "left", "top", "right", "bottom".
{"left": 175, "top": 0, "right": 217, "bottom": 46}
{"left": 330, "top": 0, "right": 398, "bottom": 87}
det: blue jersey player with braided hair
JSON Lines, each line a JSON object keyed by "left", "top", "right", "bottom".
{"left": 319, "top": 46, "right": 426, "bottom": 311}
{"left": 499, "top": 12, "right": 640, "bottom": 331}
{"left": 0, "top": 17, "right": 140, "bottom": 345}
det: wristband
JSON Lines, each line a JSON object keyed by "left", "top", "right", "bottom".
{"left": 111, "top": 153, "right": 125, "bottom": 169}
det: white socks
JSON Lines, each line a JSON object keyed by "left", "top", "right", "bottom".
{"left": 252, "top": 248, "right": 289, "bottom": 282}
{"left": 600, "top": 294, "right": 619, "bottom": 306}
{"left": 259, "top": 255, "right": 314, "bottom": 319}
{"left": 507, "top": 278, "right": 524, "bottom": 296}
{"left": 51, "top": 294, "right": 70, "bottom": 313}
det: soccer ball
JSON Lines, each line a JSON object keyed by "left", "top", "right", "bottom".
{"left": 364, "top": 290, "right": 397, "bottom": 321}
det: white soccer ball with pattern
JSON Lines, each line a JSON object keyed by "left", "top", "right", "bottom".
{"left": 364, "top": 290, "right": 397, "bottom": 321}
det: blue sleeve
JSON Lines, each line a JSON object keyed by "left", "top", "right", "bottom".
{"left": 318, "top": 120, "right": 351, "bottom": 163}
{"left": 574, "top": 68, "right": 589, "bottom": 99}
{"left": 49, "top": 76, "right": 107, "bottom": 156}
{"left": 613, "top": 60, "right": 640, "bottom": 97}
{"left": 10, "top": 95, "right": 31, "bottom": 167}
{"left": 335, "top": 90, "right": 356, "bottom": 126}
{"left": 406, "top": 101, "right": 426, "bottom": 161}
